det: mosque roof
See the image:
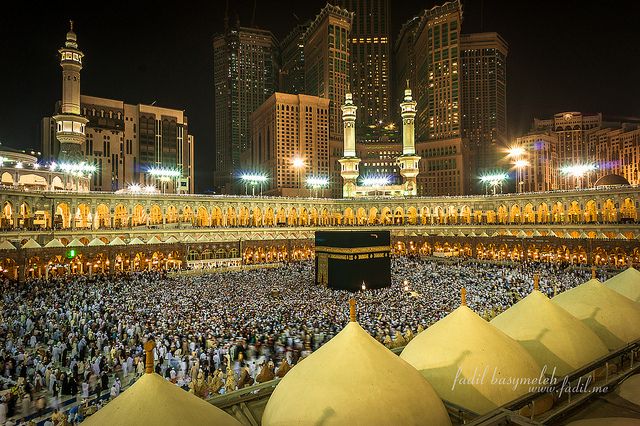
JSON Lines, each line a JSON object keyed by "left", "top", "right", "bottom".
{"left": 491, "top": 289, "right": 609, "bottom": 376}
{"left": 594, "top": 174, "right": 630, "bottom": 187}
{"left": 605, "top": 267, "right": 640, "bottom": 303}
{"left": 21, "top": 238, "right": 41, "bottom": 249}
{"left": 552, "top": 279, "right": 640, "bottom": 350}
{"left": 400, "top": 299, "right": 541, "bottom": 415}
{"left": 87, "top": 238, "right": 105, "bottom": 246}
{"left": 83, "top": 373, "right": 240, "bottom": 426}
{"left": 262, "top": 302, "right": 451, "bottom": 426}
{"left": 0, "top": 240, "right": 16, "bottom": 250}
{"left": 147, "top": 236, "right": 163, "bottom": 244}
{"left": 67, "top": 238, "right": 85, "bottom": 247}
{"left": 44, "top": 239, "right": 65, "bottom": 248}
{"left": 84, "top": 340, "right": 240, "bottom": 426}
{"left": 108, "top": 236, "right": 126, "bottom": 246}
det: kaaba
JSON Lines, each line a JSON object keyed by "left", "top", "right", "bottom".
{"left": 315, "top": 231, "right": 391, "bottom": 291}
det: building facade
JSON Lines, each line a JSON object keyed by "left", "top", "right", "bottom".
{"left": 247, "top": 93, "right": 330, "bottom": 196}
{"left": 460, "top": 32, "right": 508, "bottom": 183}
{"left": 0, "top": 185, "right": 638, "bottom": 281}
{"left": 589, "top": 126, "right": 640, "bottom": 186}
{"left": 280, "top": 24, "right": 309, "bottom": 95}
{"left": 394, "top": 1, "right": 468, "bottom": 196}
{"left": 524, "top": 112, "right": 640, "bottom": 190}
{"left": 43, "top": 25, "right": 194, "bottom": 194}
{"left": 393, "top": 17, "right": 420, "bottom": 122}
{"left": 413, "top": 0, "right": 462, "bottom": 142}
{"left": 514, "top": 133, "right": 558, "bottom": 193}
{"left": 416, "top": 138, "right": 468, "bottom": 196}
{"left": 213, "top": 24, "right": 279, "bottom": 193}
{"left": 303, "top": 4, "right": 353, "bottom": 142}
{"left": 338, "top": 0, "right": 392, "bottom": 127}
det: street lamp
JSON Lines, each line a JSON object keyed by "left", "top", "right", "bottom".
{"left": 240, "top": 173, "right": 268, "bottom": 196}
{"left": 479, "top": 173, "right": 508, "bottom": 195}
{"left": 361, "top": 175, "right": 391, "bottom": 197}
{"left": 306, "top": 176, "right": 329, "bottom": 198}
{"left": 292, "top": 157, "right": 305, "bottom": 195}
{"left": 560, "top": 164, "right": 597, "bottom": 189}
{"left": 507, "top": 146, "right": 525, "bottom": 159}
{"left": 147, "top": 167, "right": 182, "bottom": 193}
{"left": 514, "top": 159, "right": 529, "bottom": 193}
{"left": 506, "top": 146, "right": 527, "bottom": 193}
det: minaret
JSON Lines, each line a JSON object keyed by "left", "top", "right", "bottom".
{"left": 53, "top": 21, "right": 89, "bottom": 162}
{"left": 397, "top": 82, "right": 421, "bottom": 196}
{"left": 338, "top": 92, "right": 361, "bottom": 198}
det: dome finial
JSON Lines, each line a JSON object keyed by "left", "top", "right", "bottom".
{"left": 70, "top": 20, "right": 74, "bottom": 32}
{"left": 349, "top": 298, "right": 356, "bottom": 322}
{"left": 461, "top": 287, "right": 467, "bottom": 306}
{"left": 533, "top": 273, "right": 540, "bottom": 291}
{"left": 144, "top": 339, "right": 156, "bottom": 374}
{"left": 591, "top": 265, "right": 597, "bottom": 280}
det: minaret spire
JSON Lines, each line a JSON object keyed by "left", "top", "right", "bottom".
{"left": 338, "top": 92, "right": 361, "bottom": 198}
{"left": 397, "top": 83, "right": 421, "bottom": 196}
{"left": 53, "top": 21, "right": 88, "bottom": 163}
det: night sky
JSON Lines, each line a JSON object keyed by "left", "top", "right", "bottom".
{"left": 1, "top": 1, "right": 638, "bottom": 192}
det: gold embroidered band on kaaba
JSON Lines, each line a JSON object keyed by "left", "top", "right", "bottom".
{"left": 315, "top": 245, "right": 391, "bottom": 255}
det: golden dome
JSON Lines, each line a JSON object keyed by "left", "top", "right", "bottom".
{"left": 83, "top": 373, "right": 241, "bottom": 426}
{"left": 552, "top": 279, "right": 640, "bottom": 350}
{"left": 400, "top": 305, "right": 541, "bottom": 415}
{"left": 605, "top": 267, "right": 640, "bottom": 302}
{"left": 262, "top": 321, "right": 451, "bottom": 426}
{"left": 491, "top": 290, "right": 609, "bottom": 376}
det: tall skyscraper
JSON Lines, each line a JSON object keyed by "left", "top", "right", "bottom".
{"left": 393, "top": 16, "right": 420, "bottom": 122}
{"left": 337, "top": 0, "right": 391, "bottom": 126}
{"left": 248, "top": 93, "right": 330, "bottom": 196}
{"left": 280, "top": 23, "right": 309, "bottom": 95}
{"left": 413, "top": 0, "right": 462, "bottom": 141}
{"left": 397, "top": 1, "right": 468, "bottom": 195}
{"left": 460, "top": 32, "right": 508, "bottom": 180}
{"left": 303, "top": 4, "right": 353, "bottom": 141}
{"left": 213, "top": 24, "right": 279, "bottom": 193}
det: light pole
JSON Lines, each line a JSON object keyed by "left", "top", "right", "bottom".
{"left": 480, "top": 173, "right": 508, "bottom": 195}
{"left": 292, "top": 157, "right": 305, "bottom": 196}
{"left": 306, "top": 176, "right": 329, "bottom": 198}
{"left": 514, "top": 159, "right": 529, "bottom": 193}
{"left": 560, "top": 164, "right": 596, "bottom": 189}
{"left": 240, "top": 174, "right": 268, "bottom": 196}
{"left": 507, "top": 146, "right": 526, "bottom": 193}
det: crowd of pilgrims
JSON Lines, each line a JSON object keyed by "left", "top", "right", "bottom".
{"left": 0, "top": 257, "right": 594, "bottom": 424}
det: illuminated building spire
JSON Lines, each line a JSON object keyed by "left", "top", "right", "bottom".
{"left": 53, "top": 20, "right": 89, "bottom": 162}
{"left": 338, "top": 92, "right": 361, "bottom": 198}
{"left": 397, "top": 83, "right": 421, "bottom": 196}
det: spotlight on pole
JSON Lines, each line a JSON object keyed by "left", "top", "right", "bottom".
{"left": 361, "top": 175, "right": 391, "bottom": 187}
{"left": 560, "top": 163, "right": 597, "bottom": 177}
{"left": 507, "top": 146, "right": 525, "bottom": 158}
{"left": 479, "top": 172, "right": 508, "bottom": 195}
{"left": 239, "top": 173, "right": 269, "bottom": 196}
